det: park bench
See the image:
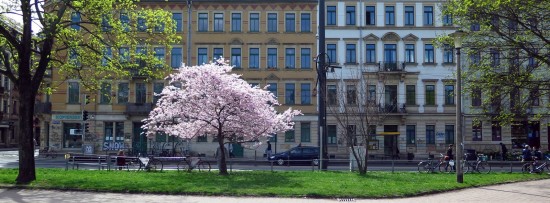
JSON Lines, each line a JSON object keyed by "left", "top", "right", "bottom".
{"left": 65, "top": 155, "right": 111, "bottom": 170}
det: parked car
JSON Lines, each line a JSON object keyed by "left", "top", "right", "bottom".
{"left": 268, "top": 146, "right": 320, "bottom": 166}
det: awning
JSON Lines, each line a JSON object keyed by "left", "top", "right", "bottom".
{"left": 377, "top": 132, "right": 400, "bottom": 136}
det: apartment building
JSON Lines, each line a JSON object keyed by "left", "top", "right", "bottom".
{"left": 42, "top": 0, "right": 319, "bottom": 158}
{"left": 0, "top": 75, "right": 20, "bottom": 149}
{"left": 322, "top": 0, "right": 457, "bottom": 158}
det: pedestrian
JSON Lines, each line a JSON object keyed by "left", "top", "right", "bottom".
{"left": 446, "top": 144, "right": 455, "bottom": 171}
{"left": 116, "top": 150, "right": 126, "bottom": 170}
{"left": 533, "top": 146, "right": 543, "bottom": 161}
{"left": 266, "top": 141, "right": 272, "bottom": 159}
{"left": 500, "top": 143, "right": 508, "bottom": 161}
{"left": 522, "top": 145, "right": 532, "bottom": 162}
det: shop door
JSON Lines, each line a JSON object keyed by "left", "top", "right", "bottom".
{"left": 132, "top": 122, "right": 147, "bottom": 155}
{"left": 232, "top": 143, "right": 244, "bottom": 158}
{"left": 383, "top": 125, "right": 399, "bottom": 157}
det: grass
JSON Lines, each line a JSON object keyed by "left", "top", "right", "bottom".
{"left": 0, "top": 169, "right": 548, "bottom": 198}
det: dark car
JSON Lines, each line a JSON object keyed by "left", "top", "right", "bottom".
{"left": 268, "top": 146, "right": 320, "bottom": 166}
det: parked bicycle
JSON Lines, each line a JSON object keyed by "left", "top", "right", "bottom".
{"left": 418, "top": 153, "right": 448, "bottom": 173}
{"left": 463, "top": 153, "right": 491, "bottom": 173}
{"left": 522, "top": 156, "right": 550, "bottom": 174}
{"left": 39, "top": 146, "right": 58, "bottom": 158}
{"left": 177, "top": 157, "right": 211, "bottom": 172}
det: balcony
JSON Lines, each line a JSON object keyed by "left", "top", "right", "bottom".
{"left": 378, "top": 61, "right": 405, "bottom": 72}
{"left": 126, "top": 103, "right": 153, "bottom": 115}
{"left": 34, "top": 101, "right": 52, "bottom": 114}
{"left": 379, "top": 103, "right": 407, "bottom": 114}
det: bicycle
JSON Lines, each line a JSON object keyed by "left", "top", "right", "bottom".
{"left": 177, "top": 157, "right": 211, "bottom": 172}
{"left": 463, "top": 153, "right": 491, "bottom": 173}
{"left": 39, "top": 146, "right": 57, "bottom": 158}
{"left": 418, "top": 153, "right": 447, "bottom": 173}
{"left": 522, "top": 156, "right": 550, "bottom": 174}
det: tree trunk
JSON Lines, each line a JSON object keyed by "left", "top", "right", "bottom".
{"left": 217, "top": 132, "right": 228, "bottom": 175}
{"left": 15, "top": 84, "right": 37, "bottom": 184}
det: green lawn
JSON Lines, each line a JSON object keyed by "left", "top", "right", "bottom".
{"left": 0, "top": 169, "right": 548, "bottom": 198}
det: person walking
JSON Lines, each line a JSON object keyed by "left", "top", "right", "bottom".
{"left": 500, "top": 143, "right": 508, "bottom": 161}
{"left": 266, "top": 141, "right": 272, "bottom": 159}
{"left": 446, "top": 144, "right": 455, "bottom": 171}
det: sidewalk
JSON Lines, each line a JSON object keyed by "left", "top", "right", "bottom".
{"left": 1, "top": 179, "right": 549, "bottom": 203}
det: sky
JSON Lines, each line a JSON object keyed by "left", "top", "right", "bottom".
{"left": 0, "top": 0, "right": 42, "bottom": 32}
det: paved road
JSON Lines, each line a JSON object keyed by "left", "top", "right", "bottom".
{"left": 1, "top": 179, "right": 549, "bottom": 203}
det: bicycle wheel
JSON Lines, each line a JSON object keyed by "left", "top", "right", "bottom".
{"left": 197, "top": 161, "right": 211, "bottom": 172}
{"left": 464, "top": 162, "right": 471, "bottom": 173}
{"left": 148, "top": 159, "right": 163, "bottom": 172}
{"left": 476, "top": 162, "right": 491, "bottom": 173}
{"left": 418, "top": 162, "right": 430, "bottom": 173}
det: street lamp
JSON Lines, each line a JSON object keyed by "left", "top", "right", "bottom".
{"left": 450, "top": 30, "right": 466, "bottom": 183}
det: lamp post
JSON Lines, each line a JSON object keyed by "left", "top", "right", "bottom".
{"left": 450, "top": 30, "right": 465, "bottom": 183}
{"left": 317, "top": 0, "right": 328, "bottom": 170}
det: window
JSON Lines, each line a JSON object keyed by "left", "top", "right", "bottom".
{"left": 426, "top": 125, "right": 435, "bottom": 144}
{"left": 327, "top": 6, "right": 336, "bottom": 25}
{"left": 300, "top": 48, "right": 311, "bottom": 69}
{"left": 346, "top": 85, "right": 357, "bottom": 105}
{"left": 120, "top": 12, "right": 130, "bottom": 32}
{"left": 197, "top": 135, "right": 207, "bottom": 142}
{"left": 267, "top": 13, "right": 277, "bottom": 32}
{"left": 385, "top": 6, "right": 395, "bottom": 25}
{"left": 445, "top": 125, "right": 454, "bottom": 144}
{"left": 285, "top": 127, "right": 295, "bottom": 142}
{"left": 171, "top": 47, "right": 182, "bottom": 69}
{"left": 473, "top": 122, "right": 482, "bottom": 141}
{"left": 425, "top": 85, "right": 435, "bottom": 105}
{"left": 231, "top": 13, "right": 241, "bottom": 32}
{"left": 153, "top": 83, "right": 164, "bottom": 104}
{"left": 135, "top": 83, "right": 146, "bottom": 104}
{"left": 423, "top": 6, "right": 433, "bottom": 25}
{"left": 285, "top": 13, "right": 295, "bottom": 32}
{"left": 119, "top": 47, "right": 129, "bottom": 63}
{"left": 490, "top": 49, "right": 500, "bottom": 67}
{"left": 445, "top": 85, "right": 454, "bottom": 105}
{"left": 368, "top": 85, "right": 376, "bottom": 102}
{"left": 104, "top": 122, "right": 124, "bottom": 142}
{"left": 102, "top": 47, "right": 112, "bottom": 66}
{"left": 213, "top": 13, "right": 224, "bottom": 32}
{"left": 301, "top": 123, "right": 311, "bottom": 142}
{"left": 327, "top": 85, "right": 337, "bottom": 105}
{"left": 198, "top": 48, "right": 208, "bottom": 65}
{"left": 327, "top": 44, "right": 337, "bottom": 63}
{"left": 249, "top": 48, "right": 259, "bottom": 69}
{"left": 327, "top": 125, "right": 337, "bottom": 144}
{"left": 366, "top": 44, "right": 376, "bottom": 63}
{"left": 68, "top": 82, "right": 80, "bottom": 104}
{"left": 100, "top": 83, "right": 111, "bottom": 104}
{"left": 471, "top": 88, "right": 482, "bottom": 106}
{"left": 384, "top": 44, "right": 397, "bottom": 63}
{"left": 470, "top": 49, "right": 481, "bottom": 64}
{"left": 405, "top": 44, "right": 415, "bottom": 63}
{"left": 491, "top": 121, "right": 502, "bottom": 141}
{"left": 154, "top": 47, "right": 165, "bottom": 67}
{"left": 135, "top": 47, "right": 146, "bottom": 66}
{"left": 71, "top": 12, "right": 81, "bottom": 30}
{"left": 249, "top": 13, "right": 259, "bottom": 32}
{"left": 406, "top": 125, "right": 416, "bottom": 144}
{"left": 443, "top": 45, "right": 453, "bottom": 63}
{"left": 117, "top": 83, "right": 129, "bottom": 104}
{"left": 69, "top": 48, "right": 80, "bottom": 67}
{"left": 365, "top": 6, "right": 375, "bottom": 25}
{"left": 345, "top": 44, "right": 356, "bottom": 63}
{"left": 104, "top": 122, "right": 113, "bottom": 141}
{"left": 530, "top": 87, "right": 540, "bottom": 106}
{"left": 198, "top": 13, "right": 208, "bottom": 32}
{"left": 346, "top": 6, "right": 356, "bottom": 25}
{"left": 406, "top": 85, "right": 416, "bottom": 105}
{"left": 443, "top": 14, "right": 453, "bottom": 26}
{"left": 424, "top": 44, "right": 434, "bottom": 63}
{"left": 231, "top": 48, "right": 241, "bottom": 68}
{"left": 285, "top": 83, "right": 295, "bottom": 105}
{"left": 213, "top": 48, "right": 223, "bottom": 61}
{"left": 137, "top": 15, "right": 147, "bottom": 32}
{"left": 404, "top": 6, "right": 414, "bottom": 26}
{"left": 173, "top": 13, "right": 183, "bottom": 32}
{"left": 301, "top": 83, "right": 311, "bottom": 105}
{"left": 267, "top": 83, "right": 277, "bottom": 98}
{"left": 300, "top": 13, "right": 311, "bottom": 32}
{"left": 285, "top": 48, "right": 295, "bottom": 69}
{"left": 470, "top": 23, "right": 480, "bottom": 31}
{"left": 267, "top": 48, "right": 277, "bottom": 68}
{"left": 101, "top": 15, "right": 112, "bottom": 32}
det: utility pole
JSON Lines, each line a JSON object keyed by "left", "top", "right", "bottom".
{"left": 318, "top": 0, "right": 328, "bottom": 170}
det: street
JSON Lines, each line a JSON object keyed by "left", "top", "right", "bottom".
{"left": 0, "top": 150, "right": 529, "bottom": 172}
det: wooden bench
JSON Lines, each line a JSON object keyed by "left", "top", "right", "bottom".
{"left": 65, "top": 155, "right": 111, "bottom": 170}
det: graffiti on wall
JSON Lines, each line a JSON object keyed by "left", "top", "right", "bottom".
{"left": 102, "top": 142, "right": 126, "bottom": 151}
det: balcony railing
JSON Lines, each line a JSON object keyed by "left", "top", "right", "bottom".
{"left": 34, "top": 101, "right": 52, "bottom": 114}
{"left": 378, "top": 61, "right": 405, "bottom": 72}
{"left": 379, "top": 103, "right": 406, "bottom": 113}
{"left": 126, "top": 103, "right": 153, "bottom": 115}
